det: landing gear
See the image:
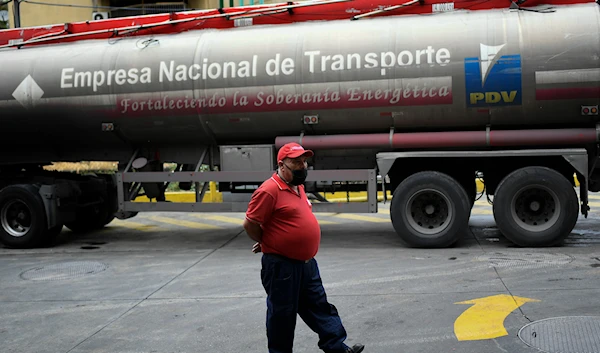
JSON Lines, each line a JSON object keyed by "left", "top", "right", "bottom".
{"left": 390, "top": 171, "right": 471, "bottom": 248}
{"left": 493, "top": 166, "right": 579, "bottom": 247}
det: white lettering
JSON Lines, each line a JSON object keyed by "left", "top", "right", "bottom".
{"left": 107, "top": 70, "right": 116, "bottom": 85}
{"left": 255, "top": 92, "right": 264, "bottom": 106}
{"left": 281, "top": 58, "right": 294, "bottom": 75}
{"left": 426, "top": 46, "right": 435, "bottom": 64}
{"left": 347, "top": 53, "right": 361, "bottom": 69}
{"left": 223, "top": 62, "right": 236, "bottom": 78}
{"left": 304, "top": 51, "right": 320, "bottom": 73}
{"left": 61, "top": 68, "right": 74, "bottom": 88}
{"left": 140, "top": 68, "right": 151, "bottom": 83}
{"left": 61, "top": 67, "right": 149, "bottom": 92}
{"left": 391, "top": 89, "right": 402, "bottom": 104}
{"left": 74, "top": 71, "right": 92, "bottom": 88}
{"left": 436, "top": 48, "right": 451, "bottom": 66}
{"left": 120, "top": 99, "right": 130, "bottom": 113}
{"left": 115, "top": 69, "right": 127, "bottom": 85}
{"left": 160, "top": 61, "right": 174, "bottom": 82}
{"left": 321, "top": 55, "right": 331, "bottom": 72}
{"left": 398, "top": 51, "right": 414, "bottom": 66}
{"left": 381, "top": 52, "right": 395, "bottom": 67}
{"left": 93, "top": 71, "right": 105, "bottom": 92}
{"left": 175, "top": 65, "right": 187, "bottom": 81}
{"left": 208, "top": 63, "right": 222, "bottom": 79}
{"left": 189, "top": 64, "right": 201, "bottom": 80}
{"left": 301, "top": 47, "right": 451, "bottom": 73}
{"left": 331, "top": 55, "right": 344, "bottom": 71}
{"left": 238, "top": 61, "right": 251, "bottom": 78}
{"left": 266, "top": 54, "right": 281, "bottom": 76}
{"left": 127, "top": 69, "right": 139, "bottom": 85}
{"left": 331, "top": 91, "right": 340, "bottom": 102}
{"left": 365, "top": 53, "right": 378, "bottom": 68}
{"left": 416, "top": 50, "right": 426, "bottom": 65}
{"left": 347, "top": 87, "right": 361, "bottom": 101}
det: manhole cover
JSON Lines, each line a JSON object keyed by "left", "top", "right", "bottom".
{"left": 20, "top": 261, "right": 108, "bottom": 281}
{"left": 476, "top": 251, "right": 573, "bottom": 268}
{"left": 519, "top": 316, "right": 600, "bottom": 353}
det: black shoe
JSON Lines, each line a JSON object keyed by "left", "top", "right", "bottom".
{"left": 346, "top": 344, "right": 365, "bottom": 353}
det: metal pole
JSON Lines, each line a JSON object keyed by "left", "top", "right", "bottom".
{"left": 13, "top": 0, "right": 21, "bottom": 28}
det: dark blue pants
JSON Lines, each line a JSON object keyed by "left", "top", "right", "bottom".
{"left": 261, "top": 253, "right": 349, "bottom": 353}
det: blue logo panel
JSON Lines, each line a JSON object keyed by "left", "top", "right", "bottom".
{"left": 465, "top": 54, "right": 522, "bottom": 107}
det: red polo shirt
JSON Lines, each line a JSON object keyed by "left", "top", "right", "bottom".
{"left": 245, "top": 173, "right": 321, "bottom": 261}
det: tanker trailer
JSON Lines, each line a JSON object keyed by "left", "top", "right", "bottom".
{"left": 0, "top": 1, "right": 598, "bottom": 249}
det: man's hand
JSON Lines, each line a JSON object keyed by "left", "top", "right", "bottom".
{"left": 252, "top": 242, "right": 262, "bottom": 253}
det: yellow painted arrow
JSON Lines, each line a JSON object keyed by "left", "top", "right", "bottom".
{"left": 454, "top": 294, "right": 540, "bottom": 341}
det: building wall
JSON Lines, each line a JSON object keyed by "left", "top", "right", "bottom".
{"left": 7, "top": 0, "right": 283, "bottom": 28}
{"left": 7, "top": 0, "right": 111, "bottom": 28}
{"left": 189, "top": 0, "right": 279, "bottom": 7}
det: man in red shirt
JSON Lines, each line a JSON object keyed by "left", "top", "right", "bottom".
{"left": 243, "top": 142, "right": 365, "bottom": 353}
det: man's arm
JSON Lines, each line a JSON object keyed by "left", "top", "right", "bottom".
{"left": 243, "top": 218, "right": 263, "bottom": 243}
{"left": 244, "top": 187, "right": 276, "bottom": 252}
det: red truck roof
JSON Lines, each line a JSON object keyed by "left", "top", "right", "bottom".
{"left": 0, "top": 0, "right": 593, "bottom": 48}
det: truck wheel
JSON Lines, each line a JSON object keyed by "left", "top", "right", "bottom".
{"left": 0, "top": 185, "right": 47, "bottom": 248}
{"left": 390, "top": 171, "right": 470, "bottom": 248}
{"left": 458, "top": 176, "right": 476, "bottom": 214}
{"left": 492, "top": 167, "right": 579, "bottom": 247}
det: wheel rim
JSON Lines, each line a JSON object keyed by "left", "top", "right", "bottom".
{"left": 405, "top": 189, "right": 453, "bottom": 236}
{"left": 510, "top": 185, "right": 561, "bottom": 233}
{"left": 1, "top": 200, "right": 33, "bottom": 237}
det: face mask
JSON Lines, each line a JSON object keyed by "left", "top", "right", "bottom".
{"left": 283, "top": 163, "right": 308, "bottom": 186}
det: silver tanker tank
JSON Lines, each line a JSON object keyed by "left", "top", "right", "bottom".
{"left": 0, "top": 2, "right": 598, "bottom": 155}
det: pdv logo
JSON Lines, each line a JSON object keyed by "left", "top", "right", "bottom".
{"left": 465, "top": 43, "right": 522, "bottom": 107}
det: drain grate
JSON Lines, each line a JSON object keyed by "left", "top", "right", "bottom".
{"left": 20, "top": 261, "right": 108, "bottom": 281}
{"left": 519, "top": 316, "right": 600, "bottom": 353}
{"left": 476, "top": 251, "right": 573, "bottom": 269}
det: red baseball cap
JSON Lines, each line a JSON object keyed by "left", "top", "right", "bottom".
{"left": 277, "top": 142, "right": 314, "bottom": 161}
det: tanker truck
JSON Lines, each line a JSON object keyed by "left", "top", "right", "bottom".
{"left": 0, "top": 0, "right": 598, "bottom": 249}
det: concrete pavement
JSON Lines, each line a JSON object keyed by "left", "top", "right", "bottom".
{"left": 1, "top": 198, "right": 600, "bottom": 353}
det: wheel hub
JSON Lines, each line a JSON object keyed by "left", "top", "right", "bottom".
{"left": 512, "top": 186, "right": 560, "bottom": 232}
{"left": 406, "top": 190, "right": 453, "bottom": 235}
{"left": 1, "top": 200, "right": 32, "bottom": 238}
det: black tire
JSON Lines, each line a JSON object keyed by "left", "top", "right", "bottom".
{"left": 493, "top": 166, "right": 579, "bottom": 247}
{"left": 466, "top": 178, "right": 477, "bottom": 210}
{"left": 458, "top": 175, "right": 477, "bottom": 215}
{"left": 0, "top": 184, "right": 47, "bottom": 248}
{"left": 103, "top": 215, "right": 115, "bottom": 226}
{"left": 390, "top": 171, "right": 471, "bottom": 248}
